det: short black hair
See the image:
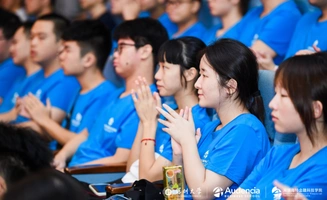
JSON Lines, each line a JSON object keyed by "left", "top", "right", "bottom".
{"left": 37, "top": 13, "right": 70, "bottom": 41}
{"left": 0, "top": 8, "right": 22, "bottom": 40}
{"left": 20, "top": 21, "right": 35, "bottom": 38}
{"left": 113, "top": 18, "right": 169, "bottom": 67}
{"left": 0, "top": 123, "right": 53, "bottom": 188}
{"left": 62, "top": 20, "right": 111, "bottom": 71}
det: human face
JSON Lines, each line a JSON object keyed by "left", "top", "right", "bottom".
{"left": 207, "top": 0, "right": 234, "bottom": 17}
{"left": 79, "top": 0, "right": 98, "bottom": 10}
{"left": 59, "top": 41, "right": 85, "bottom": 76}
{"left": 269, "top": 84, "right": 305, "bottom": 134}
{"left": 195, "top": 55, "right": 226, "bottom": 109}
{"left": 10, "top": 27, "right": 30, "bottom": 65}
{"left": 166, "top": 0, "right": 198, "bottom": 24}
{"left": 113, "top": 38, "right": 140, "bottom": 78}
{"left": 30, "top": 20, "right": 61, "bottom": 66}
{"left": 24, "top": 0, "right": 42, "bottom": 15}
{"left": 139, "top": 0, "right": 159, "bottom": 11}
{"left": 110, "top": 0, "right": 130, "bottom": 15}
{"left": 309, "top": 0, "right": 327, "bottom": 8}
{"left": 0, "top": 0, "right": 15, "bottom": 10}
{"left": 155, "top": 61, "right": 183, "bottom": 96}
{"left": 0, "top": 29, "right": 11, "bottom": 62}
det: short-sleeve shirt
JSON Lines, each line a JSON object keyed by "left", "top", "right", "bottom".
{"left": 68, "top": 84, "right": 157, "bottom": 167}
{"left": 240, "top": 144, "right": 327, "bottom": 199}
{"left": 236, "top": 1, "right": 301, "bottom": 64}
{"left": 194, "top": 113, "right": 270, "bottom": 199}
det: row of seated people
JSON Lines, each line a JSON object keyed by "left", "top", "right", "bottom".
{"left": 0, "top": 13, "right": 327, "bottom": 199}
{"left": 1, "top": 0, "right": 326, "bottom": 96}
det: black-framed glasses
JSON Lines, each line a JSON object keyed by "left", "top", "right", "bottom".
{"left": 114, "top": 43, "right": 143, "bottom": 55}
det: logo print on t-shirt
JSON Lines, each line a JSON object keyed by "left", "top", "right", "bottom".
{"left": 11, "top": 92, "right": 19, "bottom": 104}
{"left": 72, "top": 113, "right": 82, "bottom": 127}
{"left": 159, "top": 144, "right": 164, "bottom": 153}
{"left": 104, "top": 117, "right": 117, "bottom": 133}
{"left": 35, "top": 89, "right": 42, "bottom": 99}
{"left": 272, "top": 186, "right": 282, "bottom": 200}
{"left": 108, "top": 117, "right": 114, "bottom": 126}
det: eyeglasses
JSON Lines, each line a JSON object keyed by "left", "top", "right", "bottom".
{"left": 166, "top": 0, "right": 197, "bottom": 7}
{"left": 114, "top": 43, "right": 143, "bottom": 55}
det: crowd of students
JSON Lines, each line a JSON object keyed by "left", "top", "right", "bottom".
{"left": 0, "top": 0, "right": 327, "bottom": 199}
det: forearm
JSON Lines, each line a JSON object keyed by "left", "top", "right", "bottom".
{"left": 37, "top": 117, "right": 77, "bottom": 145}
{"left": 16, "top": 121, "right": 51, "bottom": 140}
{"left": 181, "top": 137, "right": 207, "bottom": 193}
{"left": 127, "top": 122, "right": 143, "bottom": 171}
{"left": 139, "top": 121, "right": 159, "bottom": 180}
{"left": 172, "top": 153, "right": 183, "bottom": 166}
{"left": 0, "top": 108, "right": 17, "bottom": 122}
{"left": 84, "top": 148, "right": 130, "bottom": 165}
{"left": 58, "top": 130, "right": 88, "bottom": 161}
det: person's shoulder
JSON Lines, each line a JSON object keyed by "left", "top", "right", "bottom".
{"left": 275, "top": 1, "right": 301, "bottom": 16}
{"left": 299, "top": 10, "right": 322, "bottom": 23}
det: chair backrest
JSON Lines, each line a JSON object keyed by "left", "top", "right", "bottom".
{"left": 258, "top": 70, "right": 297, "bottom": 146}
{"left": 258, "top": 70, "right": 276, "bottom": 145}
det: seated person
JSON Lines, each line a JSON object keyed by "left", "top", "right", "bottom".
{"left": 122, "top": 37, "right": 210, "bottom": 183}
{"left": 0, "top": 122, "right": 52, "bottom": 197}
{"left": 235, "top": 0, "right": 301, "bottom": 65}
{"left": 0, "top": 22, "right": 43, "bottom": 121}
{"left": 259, "top": 0, "right": 327, "bottom": 70}
{"left": 79, "top": 0, "right": 116, "bottom": 31}
{"left": 204, "top": 0, "right": 250, "bottom": 45}
{"left": 157, "top": 39, "right": 270, "bottom": 199}
{"left": 14, "top": 14, "right": 80, "bottom": 139}
{"left": 0, "top": 8, "right": 25, "bottom": 102}
{"left": 2, "top": 169, "right": 87, "bottom": 200}
{"left": 23, "top": 20, "right": 116, "bottom": 148}
{"left": 138, "top": 0, "right": 177, "bottom": 35}
{"left": 24, "top": 0, "right": 54, "bottom": 18}
{"left": 228, "top": 53, "right": 327, "bottom": 200}
{"left": 166, "top": 0, "right": 207, "bottom": 39}
{"left": 53, "top": 18, "right": 169, "bottom": 169}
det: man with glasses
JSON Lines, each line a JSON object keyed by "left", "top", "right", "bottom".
{"left": 53, "top": 18, "right": 169, "bottom": 169}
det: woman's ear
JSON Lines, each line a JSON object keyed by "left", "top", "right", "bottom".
{"left": 313, "top": 100, "right": 323, "bottom": 119}
{"left": 140, "top": 44, "right": 153, "bottom": 60}
{"left": 226, "top": 78, "right": 238, "bottom": 95}
{"left": 184, "top": 67, "right": 198, "bottom": 82}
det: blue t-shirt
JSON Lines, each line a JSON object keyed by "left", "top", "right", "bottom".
{"left": 155, "top": 104, "right": 210, "bottom": 162}
{"left": 236, "top": 1, "right": 301, "bottom": 64}
{"left": 194, "top": 113, "right": 270, "bottom": 199}
{"left": 285, "top": 11, "right": 327, "bottom": 58}
{"left": 0, "top": 69, "right": 44, "bottom": 113}
{"left": 158, "top": 13, "right": 178, "bottom": 39}
{"left": 172, "top": 22, "right": 207, "bottom": 41}
{"left": 68, "top": 81, "right": 116, "bottom": 133}
{"left": 68, "top": 84, "right": 157, "bottom": 167}
{"left": 203, "top": 21, "right": 241, "bottom": 45}
{"left": 0, "top": 58, "right": 26, "bottom": 99}
{"left": 240, "top": 144, "right": 327, "bottom": 200}
{"left": 14, "top": 69, "right": 80, "bottom": 123}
